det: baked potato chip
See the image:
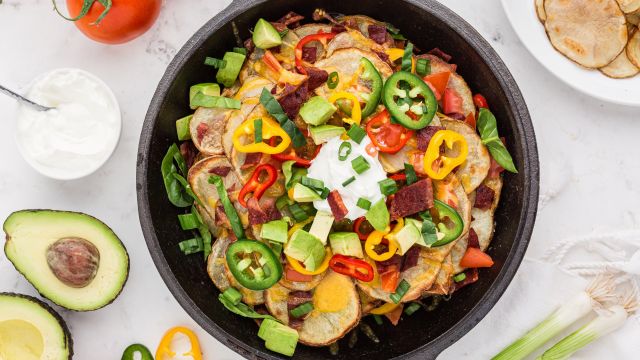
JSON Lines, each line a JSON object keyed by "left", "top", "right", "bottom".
{"left": 617, "top": 0, "right": 640, "bottom": 13}
{"left": 600, "top": 44, "right": 640, "bottom": 78}
{"left": 536, "top": 0, "right": 547, "bottom": 23}
{"left": 206, "top": 233, "right": 232, "bottom": 292}
{"left": 627, "top": 28, "right": 640, "bottom": 67}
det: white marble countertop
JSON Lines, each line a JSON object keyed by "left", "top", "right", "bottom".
{"left": 0, "top": 1, "right": 638, "bottom": 359}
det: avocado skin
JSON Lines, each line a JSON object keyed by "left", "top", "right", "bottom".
{"left": 3, "top": 209, "right": 130, "bottom": 312}
{"left": 0, "top": 292, "right": 74, "bottom": 359}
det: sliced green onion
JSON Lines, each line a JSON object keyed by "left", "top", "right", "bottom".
{"left": 299, "top": 203, "right": 317, "bottom": 217}
{"left": 379, "top": 178, "right": 398, "bottom": 196}
{"left": 347, "top": 125, "right": 366, "bottom": 144}
{"left": 453, "top": 273, "right": 467, "bottom": 283}
{"left": 290, "top": 302, "right": 314, "bottom": 318}
{"left": 338, "top": 141, "right": 352, "bottom": 161}
{"left": 416, "top": 58, "right": 431, "bottom": 76}
{"left": 327, "top": 71, "right": 339, "bottom": 89}
{"left": 301, "top": 176, "right": 324, "bottom": 191}
{"left": 190, "top": 93, "right": 241, "bottom": 109}
{"left": 270, "top": 242, "right": 283, "bottom": 257}
{"left": 209, "top": 175, "right": 245, "bottom": 239}
{"left": 319, "top": 187, "right": 330, "bottom": 200}
{"left": 404, "top": 302, "right": 422, "bottom": 316}
{"left": 260, "top": 89, "right": 306, "bottom": 147}
{"left": 404, "top": 163, "right": 418, "bottom": 185}
{"left": 372, "top": 314, "right": 383, "bottom": 325}
{"left": 351, "top": 156, "right": 370, "bottom": 174}
{"left": 233, "top": 47, "right": 248, "bottom": 55}
{"left": 222, "top": 287, "right": 243, "bottom": 305}
{"left": 389, "top": 279, "right": 410, "bottom": 304}
{"left": 178, "top": 237, "right": 204, "bottom": 255}
{"left": 276, "top": 195, "right": 293, "bottom": 210}
{"left": 342, "top": 176, "right": 356, "bottom": 187}
{"left": 493, "top": 276, "right": 618, "bottom": 360}
{"left": 357, "top": 198, "right": 371, "bottom": 210}
{"left": 390, "top": 33, "right": 407, "bottom": 40}
{"left": 278, "top": 28, "right": 289, "bottom": 38}
{"left": 177, "top": 213, "right": 199, "bottom": 230}
{"left": 204, "top": 57, "right": 226, "bottom": 69}
{"left": 254, "top": 118, "right": 263, "bottom": 143}
{"left": 289, "top": 203, "right": 309, "bottom": 222}
{"left": 401, "top": 42, "right": 414, "bottom": 72}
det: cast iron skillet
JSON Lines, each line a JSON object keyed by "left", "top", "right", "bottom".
{"left": 137, "top": 0, "right": 539, "bottom": 358}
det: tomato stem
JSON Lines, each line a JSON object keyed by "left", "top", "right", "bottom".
{"left": 52, "top": 0, "right": 112, "bottom": 25}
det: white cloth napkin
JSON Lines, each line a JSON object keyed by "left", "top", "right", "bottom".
{"left": 438, "top": 251, "right": 640, "bottom": 359}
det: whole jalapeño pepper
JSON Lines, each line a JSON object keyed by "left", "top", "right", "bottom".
{"left": 423, "top": 130, "right": 468, "bottom": 180}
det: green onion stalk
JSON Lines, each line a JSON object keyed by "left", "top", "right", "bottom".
{"left": 492, "top": 276, "right": 618, "bottom": 360}
{"left": 537, "top": 286, "right": 638, "bottom": 360}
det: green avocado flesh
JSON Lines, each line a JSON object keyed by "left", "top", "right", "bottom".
{"left": 3, "top": 210, "right": 129, "bottom": 311}
{"left": 0, "top": 293, "right": 72, "bottom": 360}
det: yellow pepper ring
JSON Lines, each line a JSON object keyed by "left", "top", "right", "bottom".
{"left": 287, "top": 217, "right": 314, "bottom": 238}
{"left": 286, "top": 248, "right": 333, "bottom": 276}
{"left": 365, "top": 228, "right": 400, "bottom": 262}
{"left": 328, "top": 92, "right": 362, "bottom": 126}
{"left": 385, "top": 48, "right": 416, "bottom": 73}
{"left": 424, "top": 130, "right": 469, "bottom": 180}
{"left": 369, "top": 302, "right": 400, "bottom": 315}
{"left": 156, "top": 326, "right": 203, "bottom": 360}
{"left": 232, "top": 116, "right": 291, "bottom": 154}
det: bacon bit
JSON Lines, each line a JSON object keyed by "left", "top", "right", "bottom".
{"left": 276, "top": 11, "right": 305, "bottom": 28}
{"left": 389, "top": 179, "right": 434, "bottom": 220}
{"left": 468, "top": 228, "right": 480, "bottom": 249}
{"left": 454, "top": 268, "right": 479, "bottom": 291}
{"left": 179, "top": 142, "right": 197, "bottom": 169}
{"left": 304, "top": 67, "right": 328, "bottom": 91}
{"left": 208, "top": 166, "right": 231, "bottom": 177}
{"left": 427, "top": 47, "right": 452, "bottom": 62}
{"left": 301, "top": 47, "right": 317, "bottom": 63}
{"left": 327, "top": 190, "right": 349, "bottom": 221}
{"left": 416, "top": 126, "right": 445, "bottom": 151}
{"left": 367, "top": 24, "right": 388, "bottom": 44}
{"left": 474, "top": 184, "right": 495, "bottom": 210}
{"left": 196, "top": 122, "right": 209, "bottom": 142}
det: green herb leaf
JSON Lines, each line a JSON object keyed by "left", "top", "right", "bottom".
{"left": 161, "top": 144, "right": 193, "bottom": 207}
{"left": 209, "top": 175, "right": 245, "bottom": 239}
{"left": 218, "top": 294, "right": 277, "bottom": 321}
{"left": 385, "top": 22, "right": 401, "bottom": 35}
{"left": 402, "top": 42, "right": 414, "bottom": 72}
{"left": 259, "top": 89, "right": 306, "bottom": 147}
{"left": 404, "top": 163, "right": 417, "bottom": 185}
{"left": 419, "top": 211, "right": 439, "bottom": 246}
{"left": 476, "top": 108, "right": 518, "bottom": 173}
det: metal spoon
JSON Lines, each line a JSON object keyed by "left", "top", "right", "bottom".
{"left": 0, "top": 84, "right": 54, "bottom": 111}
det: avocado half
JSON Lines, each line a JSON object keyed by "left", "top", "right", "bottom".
{"left": 3, "top": 210, "right": 130, "bottom": 311}
{"left": 0, "top": 292, "right": 72, "bottom": 360}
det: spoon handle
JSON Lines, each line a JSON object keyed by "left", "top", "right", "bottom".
{"left": 0, "top": 84, "right": 52, "bottom": 111}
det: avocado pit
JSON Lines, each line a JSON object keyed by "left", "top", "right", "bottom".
{"left": 46, "top": 237, "right": 100, "bottom": 288}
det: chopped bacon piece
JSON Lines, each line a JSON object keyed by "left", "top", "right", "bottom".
{"left": 416, "top": 126, "right": 444, "bottom": 151}
{"left": 304, "top": 68, "right": 329, "bottom": 91}
{"left": 241, "top": 152, "right": 263, "bottom": 169}
{"left": 427, "top": 47, "right": 452, "bottom": 62}
{"left": 474, "top": 184, "right": 495, "bottom": 210}
{"left": 247, "top": 197, "right": 282, "bottom": 225}
{"left": 446, "top": 112, "right": 466, "bottom": 121}
{"left": 488, "top": 156, "right": 505, "bottom": 179}
{"left": 270, "top": 21, "right": 288, "bottom": 33}
{"left": 467, "top": 228, "right": 480, "bottom": 249}
{"left": 301, "top": 47, "right": 317, "bottom": 63}
{"left": 401, "top": 246, "right": 421, "bottom": 271}
{"left": 288, "top": 318, "right": 304, "bottom": 330}
{"left": 278, "top": 82, "right": 309, "bottom": 119}
{"left": 374, "top": 50, "right": 392, "bottom": 65}
{"left": 376, "top": 255, "right": 403, "bottom": 274}
{"left": 454, "top": 268, "right": 479, "bottom": 291}
{"left": 215, "top": 204, "right": 230, "bottom": 228}
{"left": 179, "top": 141, "right": 198, "bottom": 169}
{"left": 208, "top": 166, "right": 231, "bottom": 177}
{"left": 385, "top": 304, "right": 404, "bottom": 326}
{"left": 276, "top": 11, "right": 305, "bottom": 28}
{"left": 287, "top": 291, "right": 313, "bottom": 311}
{"left": 327, "top": 190, "right": 349, "bottom": 221}
{"left": 196, "top": 122, "right": 209, "bottom": 142}
{"left": 389, "top": 179, "right": 434, "bottom": 220}
{"left": 331, "top": 25, "right": 347, "bottom": 33}
{"left": 367, "top": 24, "right": 388, "bottom": 44}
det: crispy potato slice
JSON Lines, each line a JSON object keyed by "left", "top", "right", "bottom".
{"left": 452, "top": 175, "right": 503, "bottom": 274}
{"left": 544, "top": 0, "right": 628, "bottom": 68}
{"left": 600, "top": 44, "right": 640, "bottom": 78}
{"left": 627, "top": 11, "right": 640, "bottom": 25}
{"left": 430, "top": 57, "right": 476, "bottom": 118}
{"left": 441, "top": 118, "right": 491, "bottom": 194}
{"left": 279, "top": 272, "right": 326, "bottom": 292}
{"left": 423, "top": 254, "right": 454, "bottom": 296}
{"left": 358, "top": 289, "right": 382, "bottom": 315}
{"left": 627, "top": 28, "right": 640, "bottom": 67}
{"left": 292, "top": 24, "right": 333, "bottom": 63}
{"left": 188, "top": 156, "right": 249, "bottom": 229}
{"left": 206, "top": 233, "right": 232, "bottom": 292}
{"left": 617, "top": 0, "right": 640, "bottom": 13}
{"left": 190, "top": 107, "right": 232, "bottom": 155}
{"left": 358, "top": 174, "right": 471, "bottom": 303}
{"left": 224, "top": 262, "right": 265, "bottom": 306}
{"left": 326, "top": 30, "right": 386, "bottom": 58}
{"left": 265, "top": 272, "right": 361, "bottom": 346}
{"left": 536, "top": 0, "right": 547, "bottom": 23}
{"left": 338, "top": 15, "right": 395, "bottom": 48}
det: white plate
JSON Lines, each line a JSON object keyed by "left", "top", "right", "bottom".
{"left": 501, "top": 0, "right": 640, "bottom": 107}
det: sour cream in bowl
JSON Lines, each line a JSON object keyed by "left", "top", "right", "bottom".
{"left": 16, "top": 68, "right": 121, "bottom": 180}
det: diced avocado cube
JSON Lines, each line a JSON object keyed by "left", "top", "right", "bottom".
{"left": 292, "top": 183, "right": 321, "bottom": 202}
{"left": 299, "top": 96, "right": 337, "bottom": 126}
{"left": 189, "top": 83, "right": 220, "bottom": 109}
{"left": 309, "top": 211, "right": 334, "bottom": 245}
{"left": 260, "top": 220, "right": 288, "bottom": 244}
{"left": 329, "top": 232, "right": 364, "bottom": 258}
{"left": 253, "top": 18, "right": 283, "bottom": 49}
{"left": 216, "top": 52, "right": 246, "bottom": 88}
{"left": 284, "top": 230, "right": 325, "bottom": 271}
{"left": 258, "top": 318, "right": 281, "bottom": 340}
{"left": 309, "top": 125, "right": 346, "bottom": 145}
{"left": 393, "top": 222, "right": 422, "bottom": 255}
{"left": 175, "top": 115, "right": 192, "bottom": 140}
{"left": 264, "top": 324, "right": 299, "bottom": 357}
{"left": 365, "top": 199, "right": 390, "bottom": 232}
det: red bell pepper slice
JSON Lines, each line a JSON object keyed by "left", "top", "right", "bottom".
{"left": 389, "top": 173, "right": 407, "bottom": 181}
{"left": 295, "top": 32, "right": 337, "bottom": 74}
{"left": 473, "top": 93, "right": 489, "bottom": 109}
{"left": 366, "top": 109, "right": 414, "bottom": 154}
{"left": 329, "top": 254, "right": 375, "bottom": 282}
{"left": 353, "top": 217, "right": 374, "bottom": 240}
{"left": 238, "top": 164, "right": 277, "bottom": 208}
{"left": 269, "top": 137, "right": 321, "bottom": 167}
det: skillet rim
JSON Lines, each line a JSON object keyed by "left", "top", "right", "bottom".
{"left": 136, "top": 0, "right": 540, "bottom": 358}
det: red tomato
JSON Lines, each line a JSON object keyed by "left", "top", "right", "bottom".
{"left": 464, "top": 112, "right": 476, "bottom": 129}
{"left": 380, "top": 266, "right": 400, "bottom": 292}
{"left": 443, "top": 88, "right": 463, "bottom": 115}
{"left": 366, "top": 110, "right": 413, "bottom": 154}
{"left": 473, "top": 94, "right": 489, "bottom": 109}
{"left": 423, "top": 71, "right": 451, "bottom": 100}
{"left": 66, "top": 0, "right": 161, "bottom": 44}
{"left": 459, "top": 248, "right": 494, "bottom": 268}
{"left": 284, "top": 266, "right": 313, "bottom": 282}
{"left": 384, "top": 304, "right": 404, "bottom": 326}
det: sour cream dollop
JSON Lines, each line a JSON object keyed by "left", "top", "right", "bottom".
{"left": 307, "top": 136, "right": 387, "bottom": 220}
{"left": 16, "top": 69, "right": 121, "bottom": 180}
